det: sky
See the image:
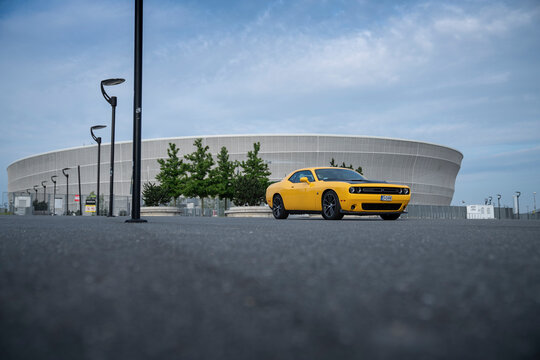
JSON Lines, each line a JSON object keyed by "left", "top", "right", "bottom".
{"left": 1, "top": 0, "right": 539, "bottom": 210}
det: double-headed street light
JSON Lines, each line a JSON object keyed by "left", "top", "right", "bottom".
{"left": 91, "top": 125, "right": 107, "bottom": 216}
{"left": 62, "top": 168, "right": 70, "bottom": 215}
{"left": 101, "top": 78, "right": 125, "bottom": 217}
{"left": 51, "top": 175, "right": 57, "bottom": 215}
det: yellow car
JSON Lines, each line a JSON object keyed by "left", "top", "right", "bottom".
{"left": 266, "top": 167, "right": 411, "bottom": 220}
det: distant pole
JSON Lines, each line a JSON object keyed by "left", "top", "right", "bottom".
{"left": 91, "top": 125, "right": 106, "bottom": 216}
{"left": 534, "top": 192, "right": 537, "bottom": 214}
{"left": 62, "top": 168, "right": 70, "bottom": 215}
{"left": 78, "top": 165, "right": 83, "bottom": 215}
{"left": 497, "top": 194, "right": 501, "bottom": 220}
{"left": 516, "top": 191, "right": 521, "bottom": 220}
{"left": 41, "top": 181, "right": 47, "bottom": 203}
{"left": 51, "top": 175, "right": 57, "bottom": 215}
{"left": 127, "top": 0, "right": 147, "bottom": 223}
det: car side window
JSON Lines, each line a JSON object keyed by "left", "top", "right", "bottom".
{"left": 288, "top": 170, "right": 315, "bottom": 183}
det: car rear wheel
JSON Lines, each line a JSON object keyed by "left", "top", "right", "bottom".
{"left": 272, "top": 194, "right": 289, "bottom": 219}
{"left": 321, "top": 190, "right": 343, "bottom": 220}
{"left": 380, "top": 214, "right": 400, "bottom": 220}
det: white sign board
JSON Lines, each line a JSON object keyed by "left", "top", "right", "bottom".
{"left": 55, "top": 198, "right": 63, "bottom": 209}
{"left": 467, "top": 205, "right": 495, "bottom": 219}
{"left": 15, "top": 196, "right": 31, "bottom": 208}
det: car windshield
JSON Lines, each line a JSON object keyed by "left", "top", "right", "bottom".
{"left": 315, "top": 168, "right": 366, "bottom": 181}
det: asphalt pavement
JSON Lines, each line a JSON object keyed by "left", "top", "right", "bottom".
{"left": 1, "top": 215, "right": 539, "bottom": 360}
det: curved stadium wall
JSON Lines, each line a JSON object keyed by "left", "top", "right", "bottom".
{"left": 8, "top": 135, "right": 463, "bottom": 210}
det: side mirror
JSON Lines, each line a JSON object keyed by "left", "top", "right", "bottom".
{"left": 300, "top": 177, "right": 310, "bottom": 184}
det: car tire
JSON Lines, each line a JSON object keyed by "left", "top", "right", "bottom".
{"left": 380, "top": 214, "right": 400, "bottom": 220}
{"left": 321, "top": 190, "right": 343, "bottom": 220}
{"left": 272, "top": 194, "right": 289, "bottom": 219}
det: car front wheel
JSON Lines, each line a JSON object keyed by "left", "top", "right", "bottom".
{"left": 272, "top": 194, "right": 289, "bottom": 219}
{"left": 321, "top": 190, "right": 344, "bottom": 220}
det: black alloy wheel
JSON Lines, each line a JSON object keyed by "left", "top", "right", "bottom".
{"left": 272, "top": 194, "right": 289, "bottom": 219}
{"left": 380, "top": 214, "right": 400, "bottom": 220}
{"left": 321, "top": 190, "right": 343, "bottom": 220}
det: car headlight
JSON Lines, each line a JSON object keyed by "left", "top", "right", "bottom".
{"left": 349, "top": 187, "right": 356, "bottom": 193}
{"left": 349, "top": 187, "right": 362, "bottom": 193}
{"left": 401, "top": 188, "right": 410, "bottom": 195}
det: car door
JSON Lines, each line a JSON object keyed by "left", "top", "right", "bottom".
{"left": 283, "top": 170, "right": 316, "bottom": 210}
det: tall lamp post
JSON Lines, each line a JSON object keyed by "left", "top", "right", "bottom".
{"left": 62, "top": 168, "right": 70, "bottom": 215}
{"left": 33, "top": 185, "right": 38, "bottom": 202}
{"left": 497, "top": 194, "right": 501, "bottom": 220}
{"left": 101, "top": 78, "right": 125, "bottom": 217}
{"left": 534, "top": 192, "right": 537, "bottom": 215}
{"left": 127, "top": 0, "right": 147, "bottom": 223}
{"left": 515, "top": 191, "right": 521, "bottom": 220}
{"left": 91, "top": 125, "right": 107, "bottom": 216}
{"left": 51, "top": 175, "right": 57, "bottom": 215}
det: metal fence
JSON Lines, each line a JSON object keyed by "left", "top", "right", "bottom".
{"left": 5, "top": 192, "right": 132, "bottom": 217}
{"left": 402, "top": 204, "right": 540, "bottom": 220}
{"left": 4, "top": 191, "right": 539, "bottom": 220}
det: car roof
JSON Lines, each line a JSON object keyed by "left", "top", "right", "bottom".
{"left": 285, "top": 167, "right": 357, "bottom": 178}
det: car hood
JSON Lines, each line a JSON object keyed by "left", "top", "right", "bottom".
{"left": 325, "top": 180, "right": 389, "bottom": 185}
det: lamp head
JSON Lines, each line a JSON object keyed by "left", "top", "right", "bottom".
{"left": 91, "top": 125, "right": 107, "bottom": 142}
{"left": 101, "top": 78, "right": 125, "bottom": 86}
{"left": 62, "top": 167, "right": 70, "bottom": 177}
{"left": 51, "top": 175, "right": 57, "bottom": 183}
{"left": 101, "top": 78, "right": 125, "bottom": 104}
{"left": 41, "top": 181, "right": 47, "bottom": 186}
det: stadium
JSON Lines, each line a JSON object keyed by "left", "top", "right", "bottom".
{"left": 7, "top": 134, "right": 463, "bottom": 214}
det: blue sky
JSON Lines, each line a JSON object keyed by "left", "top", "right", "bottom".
{"left": 1, "top": 0, "right": 539, "bottom": 210}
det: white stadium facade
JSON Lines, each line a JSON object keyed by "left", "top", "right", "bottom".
{"left": 8, "top": 134, "right": 463, "bottom": 214}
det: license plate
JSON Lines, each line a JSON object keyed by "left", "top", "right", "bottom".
{"left": 381, "top": 195, "right": 392, "bottom": 201}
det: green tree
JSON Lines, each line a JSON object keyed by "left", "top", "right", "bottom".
{"left": 156, "top": 143, "right": 186, "bottom": 205}
{"left": 142, "top": 182, "right": 171, "bottom": 206}
{"left": 183, "top": 138, "right": 216, "bottom": 215}
{"left": 232, "top": 142, "right": 271, "bottom": 206}
{"left": 214, "top": 146, "right": 236, "bottom": 208}
{"left": 329, "top": 158, "right": 363, "bottom": 175}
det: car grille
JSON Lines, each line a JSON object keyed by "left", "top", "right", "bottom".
{"left": 362, "top": 203, "right": 402, "bottom": 211}
{"left": 361, "top": 187, "right": 402, "bottom": 194}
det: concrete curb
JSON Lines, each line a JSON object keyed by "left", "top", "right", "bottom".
{"left": 140, "top": 206, "right": 182, "bottom": 216}
{"left": 225, "top": 206, "right": 273, "bottom": 218}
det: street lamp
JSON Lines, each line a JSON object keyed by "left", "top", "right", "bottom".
{"left": 101, "top": 78, "right": 125, "bottom": 217}
{"left": 488, "top": 196, "right": 492, "bottom": 205}
{"left": 33, "top": 185, "right": 38, "bottom": 201}
{"left": 534, "top": 192, "right": 537, "bottom": 214}
{"left": 62, "top": 168, "right": 70, "bottom": 215}
{"left": 51, "top": 175, "right": 57, "bottom": 215}
{"left": 41, "top": 181, "right": 47, "bottom": 204}
{"left": 91, "top": 125, "right": 107, "bottom": 216}
{"left": 515, "top": 191, "right": 521, "bottom": 220}
{"left": 497, "top": 194, "right": 501, "bottom": 220}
